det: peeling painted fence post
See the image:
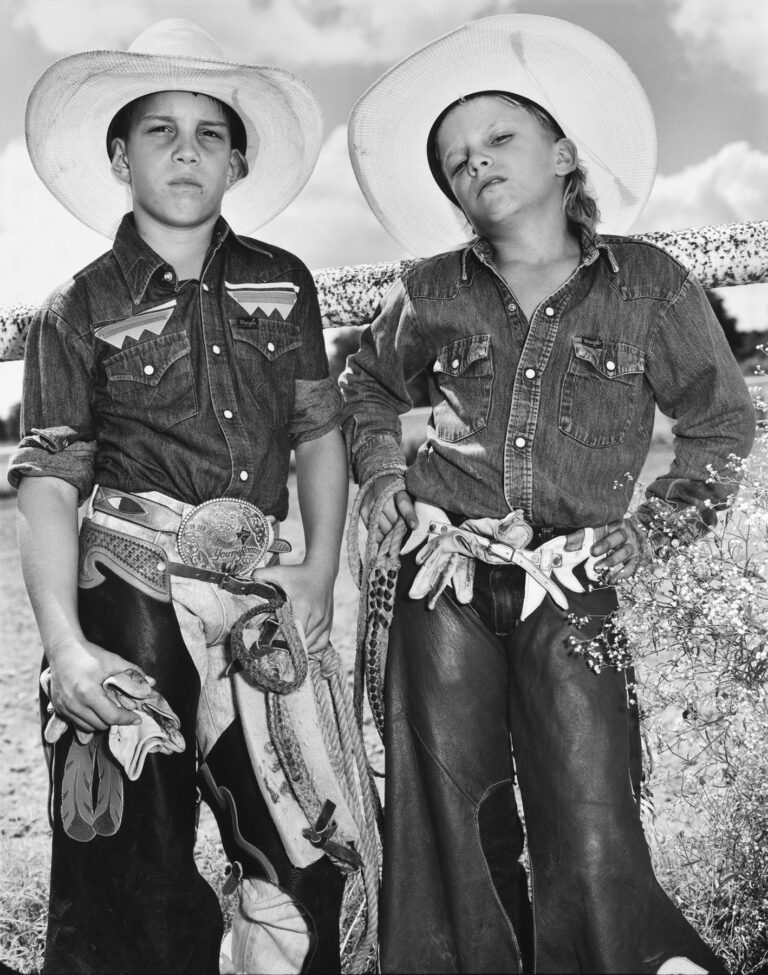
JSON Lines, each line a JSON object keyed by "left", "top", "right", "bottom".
{"left": 1, "top": 220, "right": 767, "bottom": 362}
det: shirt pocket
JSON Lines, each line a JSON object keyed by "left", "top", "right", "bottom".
{"left": 432, "top": 334, "right": 493, "bottom": 443}
{"left": 103, "top": 330, "right": 197, "bottom": 431}
{"left": 229, "top": 319, "right": 302, "bottom": 429}
{"left": 559, "top": 337, "right": 646, "bottom": 448}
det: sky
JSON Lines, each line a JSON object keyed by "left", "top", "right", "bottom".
{"left": 1, "top": 0, "right": 768, "bottom": 418}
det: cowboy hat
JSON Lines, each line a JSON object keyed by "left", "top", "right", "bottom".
{"left": 26, "top": 19, "right": 323, "bottom": 238}
{"left": 348, "top": 14, "right": 657, "bottom": 257}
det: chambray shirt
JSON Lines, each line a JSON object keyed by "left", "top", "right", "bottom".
{"left": 9, "top": 214, "right": 342, "bottom": 520}
{"left": 340, "top": 234, "right": 755, "bottom": 531}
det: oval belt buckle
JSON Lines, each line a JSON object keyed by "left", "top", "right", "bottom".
{"left": 177, "top": 498, "right": 290, "bottom": 576}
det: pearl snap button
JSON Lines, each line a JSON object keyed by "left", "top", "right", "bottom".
{"left": 239, "top": 471, "right": 249, "bottom": 481}
{"left": 223, "top": 410, "right": 233, "bottom": 419}
{"left": 212, "top": 344, "right": 221, "bottom": 355}
{"left": 507, "top": 302, "right": 516, "bottom": 313}
{"left": 163, "top": 271, "right": 173, "bottom": 283}
{"left": 524, "top": 368, "right": 536, "bottom": 380}
{"left": 514, "top": 436, "right": 527, "bottom": 449}
{"left": 545, "top": 306, "right": 555, "bottom": 317}
{"left": 143, "top": 364, "right": 154, "bottom": 376}
{"left": 451, "top": 358, "right": 460, "bottom": 369}
{"left": 606, "top": 360, "right": 616, "bottom": 372}
{"left": 267, "top": 341, "right": 276, "bottom": 353}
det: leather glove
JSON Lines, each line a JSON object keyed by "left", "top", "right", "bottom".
{"left": 409, "top": 509, "right": 532, "bottom": 609}
{"left": 41, "top": 668, "right": 185, "bottom": 780}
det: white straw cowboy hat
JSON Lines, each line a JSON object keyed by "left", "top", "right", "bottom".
{"left": 348, "top": 14, "right": 657, "bottom": 257}
{"left": 26, "top": 18, "right": 323, "bottom": 238}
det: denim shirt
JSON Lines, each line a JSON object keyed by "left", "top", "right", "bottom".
{"left": 340, "top": 234, "right": 756, "bottom": 532}
{"left": 9, "top": 214, "right": 342, "bottom": 519}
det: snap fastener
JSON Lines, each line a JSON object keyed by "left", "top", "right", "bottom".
{"left": 212, "top": 344, "right": 221, "bottom": 355}
{"left": 524, "top": 367, "right": 536, "bottom": 380}
{"left": 223, "top": 410, "right": 233, "bottom": 419}
{"left": 606, "top": 360, "right": 616, "bottom": 372}
{"left": 514, "top": 436, "right": 527, "bottom": 449}
{"left": 507, "top": 302, "right": 516, "bottom": 313}
{"left": 239, "top": 471, "right": 249, "bottom": 481}
{"left": 163, "top": 270, "right": 173, "bottom": 283}
{"left": 451, "top": 358, "right": 460, "bottom": 369}
{"left": 143, "top": 364, "right": 154, "bottom": 376}
{"left": 267, "top": 341, "right": 276, "bottom": 353}
{"left": 545, "top": 306, "right": 555, "bottom": 317}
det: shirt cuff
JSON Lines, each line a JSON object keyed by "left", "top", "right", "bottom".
{"left": 289, "top": 378, "right": 343, "bottom": 447}
{"left": 353, "top": 433, "right": 407, "bottom": 486}
{"left": 633, "top": 497, "right": 714, "bottom": 557}
{"left": 7, "top": 436, "right": 96, "bottom": 503}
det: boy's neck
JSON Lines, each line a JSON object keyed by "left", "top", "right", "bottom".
{"left": 133, "top": 210, "right": 222, "bottom": 281}
{"left": 484, "top": 208, "right": 579, "bottom": 271}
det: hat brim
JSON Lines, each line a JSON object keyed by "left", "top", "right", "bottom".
{"left": 26, "top": 50, "right": 323, "bottom": 238}
{"left": 348, "top": 14, "right": 657, "bottom": 257}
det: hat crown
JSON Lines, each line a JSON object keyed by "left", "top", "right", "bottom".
{"left": 127, "top": 18, "right": 226, "bottom": 62}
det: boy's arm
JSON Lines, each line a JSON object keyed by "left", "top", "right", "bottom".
{"left": 17, "top": 476, "right": 145, "bottom": 732}
{"left": 637, "top": 272, "right": 756, "bottom": 548}
{"left": 254, "top": 427, "right": 348, "bottom": 652}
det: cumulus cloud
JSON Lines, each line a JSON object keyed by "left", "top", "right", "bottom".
{"left": 258, "top": 124, "right": 405, "bottom": 267}
{"left": 12, "top": 0, "right": 514, "bottom": 65}
{"left": 669, "top": 0, "right": 768, "bottom": 95}
{"left": 0, "top": 139, "right": 107, "bottom": 304}
{"left": 633, "top": 141, "right": 768, "bottom": 233}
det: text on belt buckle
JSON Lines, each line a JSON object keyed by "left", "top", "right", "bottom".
{"left": 177, "top": 498, "right": 287, "bottom": 575}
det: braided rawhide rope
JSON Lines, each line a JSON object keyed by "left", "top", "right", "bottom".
{"left": 232, "top": 596, "right": 380, "bottom": 973}
{"left": 347, "top": 473, "right": 409, "bottom": 743}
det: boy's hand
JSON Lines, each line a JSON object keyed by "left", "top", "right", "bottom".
{"left": 46, "top": 636, "right": 150, "bottom": 733}
{"left": 251, "top": 563, "right": 335, "bottom": 654}
{"left": 586, "top": 519, "right": 646, "bottom": 581}
{"left": 360, "top": 473, "right": 419, "bottom": 545}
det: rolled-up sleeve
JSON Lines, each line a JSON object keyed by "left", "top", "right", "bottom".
{"left": 637, "top": 272, "right": 756, "bottom": 542}
{"left": 339, "top": 277, "right": 430, "bottom": 484}
{"left": 7, "top": 300, "right": 97, "bottom": 502}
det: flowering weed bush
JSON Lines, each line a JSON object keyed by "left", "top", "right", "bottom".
{"left": 571, "top": 414, "right": 768, "bottom": 973}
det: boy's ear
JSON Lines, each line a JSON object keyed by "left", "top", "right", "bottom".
{"left": 226, "top": 149, "right": 248, "bottom": 189}
{"left": 110, "top": 138, "right": 131, "bottom": 185}
{"left": 554, "top": 137, "right": 577, "bottom": 176}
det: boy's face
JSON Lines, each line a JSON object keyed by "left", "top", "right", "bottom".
{"left": 110, "top": 90, "right": 245, "bottom": 231}
{"left": 435, "top": 96, "right": 572, "bottom": 237}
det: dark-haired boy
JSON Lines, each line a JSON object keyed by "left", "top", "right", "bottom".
{"left": 10, "top": 19, "right": 350, "bottom": 975}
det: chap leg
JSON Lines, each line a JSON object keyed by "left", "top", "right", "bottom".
{"left": 508, "top": 582, "right": 726, "bottom": 974}
{"left": 200, "top": 720, "right": 345, "bottom": 974}
{"left": 42, "top": 568, "right": 222, "bottom": 975}
{"left": 379, "top": 554, "right": 532, "bottom": 974}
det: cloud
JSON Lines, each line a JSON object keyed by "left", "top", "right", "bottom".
{"left": 0, "top": 139, "right": 107, "bottom": 304}
{"left": 633, "top": 141, "right": 768, "bottom": 233}
{"left": 12, "top": 0, "right": 515, "bottom": 65}
{"left": 669, "top": 0, "right": 768, "bottom": 94}
{"left": 258, "top": 124, "right": 405, "bottom": 267}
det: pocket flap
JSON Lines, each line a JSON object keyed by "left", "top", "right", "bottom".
{"left": 572, "top": 337, "right": 645, "bottom": 379}
{"left": 104, "top": 330, "right": 191, "bottom": 387}
{"left": 230, "top": 319, "right": 302, "bottom": 360}
{"left": 434, "top": 334, "right": 491, "bottom": 377}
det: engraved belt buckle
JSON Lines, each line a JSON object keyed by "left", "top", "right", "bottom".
{"left": 177, "top": 498, "right": 290, "bottom": 576}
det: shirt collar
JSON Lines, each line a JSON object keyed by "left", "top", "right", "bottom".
{"left": 463, "top": 228, "right": 619, "bottom": 278}
{"left": 112, "top": 214, "right": 274, "bottom": 304}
